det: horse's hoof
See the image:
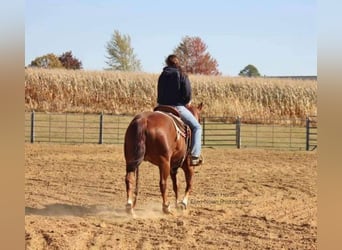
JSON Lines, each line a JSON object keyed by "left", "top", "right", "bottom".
{"left": 126, "top": 203, "right": 134, "bottom": 214}
{"left": 162, "top": 204, "right": 173, "bottom": 214}
{"left": 177, "top": 201, "right": 187, "bottom": 210}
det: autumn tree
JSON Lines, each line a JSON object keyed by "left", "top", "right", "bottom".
{"left": 105, "top": 30, "right": 142, "bottom": 71}
{"left": 173, "top": 36, "right": 220, "bottom": 75}
{"left": 29, "top": 52, "right": 83, "bottom": 70}
{"left": 238, "top": 64, "right": 261, "bottom": 77}
{"left": 29, "top": 53, "right": 63, "bottom": 68}
{"left": 58, "top": 51, "right": 82, "bottom": 69}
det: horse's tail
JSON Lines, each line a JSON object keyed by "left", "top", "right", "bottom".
{"left": 124, "top": 116, "right": 147, "bottom": 208}
{"left": 124, "top": 116, "right": 147, "bottom": 173}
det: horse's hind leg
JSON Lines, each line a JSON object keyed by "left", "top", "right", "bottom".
{"left": 170, "top": 167, "right": 179, "bottom": 208}
{"left": 125, "top": 165, "right": 140, "bottom": 215}
{"left": 125, "top": 169, "right": 135, "bottom": 214}
{"left": 159, "top": 162, "right": 172, "bottom": 214}
{"left": 181, "top": 165, "right": 195, "bottom": 209}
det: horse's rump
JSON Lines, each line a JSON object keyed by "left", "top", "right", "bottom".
{"left": 124, "top": 111, "right": 188, "bottom": 169}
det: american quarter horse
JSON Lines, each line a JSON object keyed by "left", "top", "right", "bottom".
{"left": 124, "top": 103, "right": 203, "bottom": 214}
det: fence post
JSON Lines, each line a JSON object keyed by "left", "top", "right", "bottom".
{"left": 30, "top": 111, "right": 35, "bottom": 143}
{"left": 65, "top": 113, "right": 68, "bottom": 142}
{"left": 236, "top": 116, "right": 241, "bottom": 149}
{"left": 306, "top": 116, "right": 310, "bottom": 151}
{"left": 99, "top": 112, "right": 104, "bottom": 144}
{"left": 202, "top": 117, "right": 205, "bottom": 146}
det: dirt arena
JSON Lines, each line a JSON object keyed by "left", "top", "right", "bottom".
{"left": 25, "top": 143, "right": 317, "bottom": 249}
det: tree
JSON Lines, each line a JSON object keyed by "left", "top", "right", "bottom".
{"left": 105, "top": 30, "right": 142, "bottom": 71}
{"left": 58, "top": 51, "right": 82, "bottom": 70}
{"left": 29, "top": 53, "right": 63, "bottom": 69}
{"left": 29, "top": 51, "right": 83, "bottom": 70}
{"left": 173, "top": 36, "right": 220, "bottom": 75}
{"left": 238, "top": 64, "right": 261, "bottom": 77}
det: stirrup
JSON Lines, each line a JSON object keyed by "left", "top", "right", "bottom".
{"left": 190, "top": 156, "right": 203, "bottom": 166}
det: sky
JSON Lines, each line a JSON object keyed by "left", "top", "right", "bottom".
{"left": 25, "top": 0, "right": 317, "bottom": 76}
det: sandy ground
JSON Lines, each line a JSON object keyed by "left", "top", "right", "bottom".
{"left": 25, "top": 143, "right": 317, "bottom": 249}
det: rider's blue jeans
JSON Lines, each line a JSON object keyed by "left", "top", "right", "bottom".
{"left": 175, "top": 105, "right": 202, "bottom": 157}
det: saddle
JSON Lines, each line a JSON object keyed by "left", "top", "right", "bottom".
{"left": 154, "top": 106, "right": 189, "bottom": 138}
{"left": 153, "top": 105, "right": 191, "bottom": 156}
{"left": 154, "top": 105, "right": 180, "bottom": 117}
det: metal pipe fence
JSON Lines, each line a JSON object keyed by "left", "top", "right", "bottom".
{"left": 25, "top": 112, "right": 317, "bottom": 151}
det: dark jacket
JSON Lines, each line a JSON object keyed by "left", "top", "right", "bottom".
{"left": 157, "top": 66, "right": 191, "bottom": 106}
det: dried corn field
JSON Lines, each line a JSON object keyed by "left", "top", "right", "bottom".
{"left": 25, "top": 68, "right": 317, "bottom": 122}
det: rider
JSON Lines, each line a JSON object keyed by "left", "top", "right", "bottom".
{"left": 157, "top": 54, "right": 202, "bottom": 166}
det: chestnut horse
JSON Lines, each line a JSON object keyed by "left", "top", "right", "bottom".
{"left": 124, "top": 103, "right": 202, "bottom": 214}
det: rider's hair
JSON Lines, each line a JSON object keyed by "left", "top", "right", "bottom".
{"left": 165, "top": 54, "right": 180, "bottom": 68}
{"left": 165, "top": 54, "right": 186, "bottom": 75}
